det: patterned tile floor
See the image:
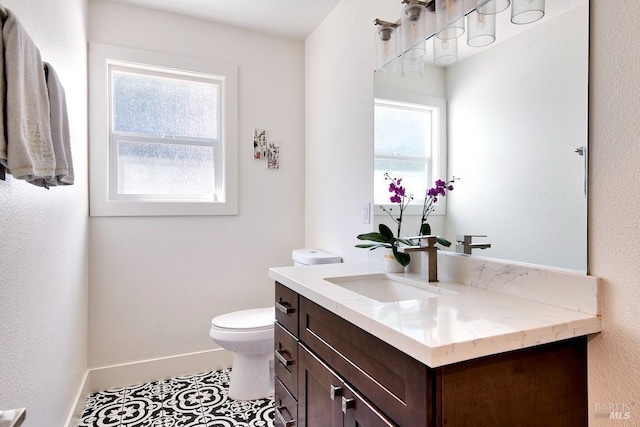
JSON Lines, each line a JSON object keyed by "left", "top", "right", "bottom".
{"left": 80, "top": 369, "right": 275, "bottom": 427}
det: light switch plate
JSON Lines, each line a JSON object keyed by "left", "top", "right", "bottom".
{"left": 362, "top": 202, "right": 371, "bottom": 224}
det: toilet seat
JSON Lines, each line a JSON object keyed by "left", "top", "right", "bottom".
{"left": 211, "top": 307, "right": 274, "bottom": 331}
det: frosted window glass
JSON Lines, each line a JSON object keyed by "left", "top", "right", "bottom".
{"left": 117, "top": 140, "right": 216, "bottom": 197}
{"left": 374, "top": 159, "right": 429, "bottom": 204}
{"left": 374, "top": 105, "right": 432, "bottom": 157}
{"left": 113, "top": 71, "right": 218, "bottom": 139}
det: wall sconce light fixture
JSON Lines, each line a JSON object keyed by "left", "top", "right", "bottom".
{"left": 436, "top": 0, "right": 465, "bottom": 40}
{"left": 467, "top": 10, "right": 496, "bottom": 47}
{"left": 511, "top": 0, "right": 545, "bottom": 24}
{"left": 374, "top": 0, "right": 545, "bottom": 72}
{"left": 400, "top": 0, "right": 428, "bottom": 78}
{"left": 433, "top": 35, "right": 458, "bottom": 65}
{"left": 375, "top": 19, "right": 399, "bottom": 72}
{"left": 476, "top": 0, "right": 511, "bottom": 15}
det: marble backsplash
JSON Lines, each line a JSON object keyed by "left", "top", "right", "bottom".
{"left": 419, "top": 251, "right": 601, "bottom": 316}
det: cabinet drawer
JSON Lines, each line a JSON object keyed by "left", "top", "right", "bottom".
{"left": 275, "top": 282, "right": 299, "bottom": 336}
{"left": 275, "top": 377, "right": 298, "bottom": 427}
{"left": 343, "top": 382, "right": 396, "bottom": 427}
{"left": 299, "top": 296, "right": 431, "bottom": 426}
{"left": 275, "top": 322, "right": 298, "bottom": 398}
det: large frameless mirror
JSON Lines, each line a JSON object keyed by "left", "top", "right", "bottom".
{"left": 374, "top": 0, "right": 588, "bottom": 272}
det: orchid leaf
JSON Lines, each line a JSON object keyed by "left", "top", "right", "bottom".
{"left": 397, "top": 237, "right": 415, "bottom": 247}
{"left": 420, "top": 223, "right": 431, "bottom": 235}
{"left": 356, "top": 232, "right": 388, "bottom": 243}
{"left": 378, "top": 223, "right": 394, "bottom": 241}
{"left": 354, "top": 243, "right": 377, "bottom": 248}
{"left": 391, "top": 245, "right": 411, "bottom": 266}
{"left": 436, "top": 236, "right": 452, "bottom": 247}
{"left": 355, "top": 243, "right": 388, "bottom": 249}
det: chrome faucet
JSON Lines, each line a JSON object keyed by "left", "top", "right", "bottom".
{"left": 456, "top": 235, "right": 492, "bottom": 254}
{"left": 399, "top": 235, "right": 438, "bottom": 282}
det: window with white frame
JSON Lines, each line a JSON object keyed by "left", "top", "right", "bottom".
{"left": 89, "top": 43, "right": 238, "bottom": 216}
{"left": 374, "top": 91, "right": 447, "bottom": 215}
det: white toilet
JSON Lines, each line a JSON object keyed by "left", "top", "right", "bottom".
{"left": 209, "top": 248, "right": 341, "bottom": 400}
{"left": 209, "top": 307, "right": 275, "bottom": 400}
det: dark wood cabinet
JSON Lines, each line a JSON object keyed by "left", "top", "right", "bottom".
{"left": 298, "top": 344, "right": 344, "bottom": 427}
{"left": 275, "top": 282, "right": 299, "bottom": 336}
{"left": 436, "top": 338, "right": 587, "bottom": 426}
{"left": 275, "top": 281, "right": 588, "bottom": 427}
{"left": 299, "top": 295, "right": 431, "bottom": 426}
{"left": 275, "top": 377, "right": 297, "bottom": 427}
{"left": 342, "top": 384, "right": 396, "bottom": 427}
{"left": 298, "top": 344, "right": 394, "bottom": 427}
{"left": 275, "top": 322, "right": 298, "bottom": 398}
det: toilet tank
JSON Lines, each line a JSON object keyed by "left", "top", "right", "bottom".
{"left": 292, "top": 249, "right": 341, "bottom": 266}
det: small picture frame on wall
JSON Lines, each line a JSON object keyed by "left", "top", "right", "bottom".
{"left": 253, "top": 129, "right": 267, "bottom": 159}
{"left": 267, "top": 142, "right": 280, "bottom": 169}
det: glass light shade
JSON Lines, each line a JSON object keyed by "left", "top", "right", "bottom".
{"left": 433, "top": 36, "right": 458, "bottom": 66}
{"left": 375, "top": 26, "right": 398, "bottom": 72}
{"left": 400, "top": 1, "right": 427, "bottom": 55}
{"left": 511, "top": 0, "right": 545, "bottom": 24}
{"left": 401, "top": 45, "right": 425, "bottom": 78}
{"left": 476, "top": 0, "right": 510, "bottom": 15}
{"left": 436, "top": 0, "right": 465, "bottom": 40}
{"left": 467, "top": 10, "right": 496, "bottom": 47}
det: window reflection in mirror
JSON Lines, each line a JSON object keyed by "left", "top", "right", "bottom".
{"left": 374, "top": 95, "right": 446, "bottom": 216}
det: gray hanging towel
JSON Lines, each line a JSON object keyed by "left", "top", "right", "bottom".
{"left": 44, "top": 62, "right": 74, "bottom": 186}
{"left": 1, "top": 7, "right": 55, "bottom": 187}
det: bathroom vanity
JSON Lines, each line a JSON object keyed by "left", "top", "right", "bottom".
{"left": 270, "top": 254, "right": 601, "bottom": 426}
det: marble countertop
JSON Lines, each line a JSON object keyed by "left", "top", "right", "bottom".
{"left": 269, "top": 260, "right": 602, "bottom": 368}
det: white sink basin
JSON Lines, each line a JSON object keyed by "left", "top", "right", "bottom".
{"left": 325, "top": 273, "right": 453, "bottom": 302}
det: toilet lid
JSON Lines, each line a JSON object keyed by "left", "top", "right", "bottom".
{"left": 212, "top": 307, "right": 274, "bottom": 330}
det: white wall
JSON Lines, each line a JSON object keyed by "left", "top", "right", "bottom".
{"left": 445, "top": 5, "right": 588, "bottom": 271}
{"left": 0, "top": 0, "right": 89, "bottom": 425}
{"left": 87, "top": 0, "right": 305, "bottom": 368}
{"left": 305, "top": 0, "right": 398, "bottom": 262}
{"left": 589, "top": 0, "right": 640, "bottom": 422}
{"left": 306, "top": 0, "right": 640, "bottom": 423}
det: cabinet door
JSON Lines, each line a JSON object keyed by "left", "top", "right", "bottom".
{"left": 342, "top": 384, "right": 396, "bottom": 427}
{"left": 298, "top": 344, "right": 344, "bottom": 427}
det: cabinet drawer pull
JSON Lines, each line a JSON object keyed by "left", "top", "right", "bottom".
{"left": 275, "top": 405, "right": 295, "bottom": 427}
{"left": 275, "top": 349, "right": 294, "bottom": 366}
{"left": 341, "top": 396, "right": 356, "bottom": 413}
{"left": 329, "top": 385, "right": 343, "bottom": 401}
{"left": 276, "top": 301, "right": 295, "bottom": 315}
{"left": 329, "top": 385, "right": 342, "bottom": 400}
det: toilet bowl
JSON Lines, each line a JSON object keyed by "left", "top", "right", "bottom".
{"left": 210, "top": 307, "right": 275, "bottom": 400}
{"left": 209, "top": 249, "right": 341, "bottom": 400}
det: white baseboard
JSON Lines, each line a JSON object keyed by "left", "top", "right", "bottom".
{"left": 65, "top": 370, "right": 90, "bottom": 427}
{"left": 89, "top": 348, "right": 234, "bottom": 392}
{"left": 65, "top": 349, "right": 233, "bottom": 426}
